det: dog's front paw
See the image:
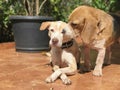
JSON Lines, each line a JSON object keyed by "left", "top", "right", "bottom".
{"left": 45, "top": 77, "right": 54, "bottom": 83}
{"left": 93, "top": 68, "right": 102, "bottom": 76}
{"left": 62, "top": 78, "right": 71, "bottom": 85}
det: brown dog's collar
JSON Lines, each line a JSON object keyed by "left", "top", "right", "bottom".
{"left": 61, "top": 39, "right": 73, "bottom": 49}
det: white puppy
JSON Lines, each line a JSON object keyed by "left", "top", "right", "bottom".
{"left": 40, "top": 21, "right": 80, "bottom": 85}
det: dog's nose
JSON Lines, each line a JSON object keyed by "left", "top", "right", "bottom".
{"left": 52, "top": 38, "right": 58, "bottom": 45}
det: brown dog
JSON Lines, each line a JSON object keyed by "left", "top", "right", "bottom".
{"left": 40, "top": 21, "right": 80, "bottom": 84}
{"left": 68, "top": 5, "right": 120, "bottom": 76}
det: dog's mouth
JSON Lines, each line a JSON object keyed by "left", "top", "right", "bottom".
{"left": 50, "top": 38, "right": 60, "bottom": 47}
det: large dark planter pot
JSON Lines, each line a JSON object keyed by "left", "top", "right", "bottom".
{"left": 9, "top": 16, "right": 54, "bottom": 52}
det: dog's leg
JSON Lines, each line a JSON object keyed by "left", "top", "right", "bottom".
{"left": 46, "top": 65, "right": 74, "bottom": 85}
{"left": 46, "top": 60, "right": 76, "bottom": 85}
{"left": 45, "top": 65, "right": 59, "bottom": 83}
{"left": 59, "top": 66, "right": 77, "bottom": 85}
{"left": 93, "top": 48, "right": 106, "bottom": 76}
{"left": 46, "top": 65, "right": 71, "bottom": 85}
{"left": 83, "top": 46, "right": 91, "bottom": 72}
{"left": 46, "top": 51, "right": 77, "bottom": 85}
{"left": 60, "top": 73, "right": 71, "bottom": 85}
{"left": 45, "top": 69, "right": 62, "bottom": 83}
{"left": 104, "top": 46, "right": 111, "bottom": 65}
{"left": 53, "top": 65, "right": 72, "bottom": 85}
{"left": 50, "top": 65, "right": 71, "bottom": 85}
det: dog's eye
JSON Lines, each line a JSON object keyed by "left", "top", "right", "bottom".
{"left": 71, "top": 23, "right": 77, "bottom": 27}
{"left": 61, "top": 29, "right": 66, "bottom": 34}
{"left": 50, "top": 29, "right": 54, "bottom": 32}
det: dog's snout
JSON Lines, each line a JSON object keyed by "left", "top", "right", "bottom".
{"left": 52, "top": 38, "right": 58, "bottom": 45}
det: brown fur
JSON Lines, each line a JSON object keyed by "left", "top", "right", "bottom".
{"left": 68, "top": 6, "right": 120, "bottom": 76}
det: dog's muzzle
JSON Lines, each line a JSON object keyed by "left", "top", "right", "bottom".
{"left": 52, "top": 38, "right": 59, "bottom": 45}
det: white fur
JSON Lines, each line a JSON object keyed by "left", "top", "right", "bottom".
{"left": 93, "top": 48, "right": 105, "bottom": 76}
{"left": 92, "top": 39, "right": 106, "bottom": 49}
{"left": 49, "top": 31, "right": 63, "bottom": 47}
{"left": 42, "top": 21, "right": 80, "bottom": 85}
{"left": 92, "top": 39, "right": 106, "bottom": 76}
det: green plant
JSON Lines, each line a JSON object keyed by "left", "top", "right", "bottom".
{"left": 49, "top": 0, "right": 117, "bottom": 21}
{"left": 0, "top": 0, "right": 49, "bottom": 42}
{"left": 49, "top": 0, "right": 116, "bottom": 21}
{"left": 50, "top": 0, "right": 83, "bottom": 21}
{"left": 0, "top": 0, "right": 120, "bottom": 43}
{"left": 0, "top": 0, "right": 19, "bottom": 42}
{"left": 111, "top": 0, "right": 120, "bottom": 13}
{"left": 0, "top": 0, "right": 49, "bottom": 26}
{"left": 0, "top": 0, "right": 27, "bottom": 27}
{"left": 24, "top": 0, "right": 47, "bottom": 16}
{"left": 92, "top": 0, "right": 116, "bottom": 12}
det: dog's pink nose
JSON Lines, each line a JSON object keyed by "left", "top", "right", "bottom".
{"left": 52, "top": 38, "right": 58, "bottom": 45}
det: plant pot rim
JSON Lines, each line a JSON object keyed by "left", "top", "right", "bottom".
{"left": 9, "top": 15, "right": 54, "bottom": 21}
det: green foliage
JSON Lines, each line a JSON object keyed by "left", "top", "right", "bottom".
{"left": 49, "top": 0, "right": 119, "bottom": 21}
{"left": 0, "top": 0, "right": 25, "bottom": 28}
{"left": 50, "top": 0, "right": 83, "bottom": 21}
{"left": 112, "top": 0, "right": 120, "bottom": 13}
{"left": 91, "top": 0, "right": 116, "bottom": 12}
{"left": 0, "top": 0, "right": 51, "bottom": 42}
{"left": 0, "top": 0, "right": 120, "bottom": 42}
{"left": 0, "top": 0, "right": 25, "bottom": 42}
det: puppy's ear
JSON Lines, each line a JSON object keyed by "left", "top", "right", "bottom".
{"left": 40, "top": 22, "right": 51, "bottom": 30}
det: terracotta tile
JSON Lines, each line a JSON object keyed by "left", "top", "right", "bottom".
{"left": 0, "top": 42, "right": 119, "bottom": 90}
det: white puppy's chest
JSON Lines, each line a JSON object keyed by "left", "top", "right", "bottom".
{"left": 61, "top": 50, "right": 76, "bottom": 67}
{"left": 51, "top": 48, "right": 75, "bottom": 67}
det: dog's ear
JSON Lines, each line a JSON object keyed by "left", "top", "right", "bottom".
{"left": 40, "top": 22, "right": 51, "bottom": 30}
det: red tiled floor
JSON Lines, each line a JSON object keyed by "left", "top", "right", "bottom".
{"left": 0, "top": 42, "right": 120, "bottom": 90}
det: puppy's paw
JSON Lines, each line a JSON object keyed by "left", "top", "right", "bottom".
{"left": 62, "top": 78, "right": 71, "bottom": 85}
{"left": 45, "top": 77, "right": 54, "bottom": 83}
{"left": 93, "top": 69, "right": 102, "bottom": 76}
